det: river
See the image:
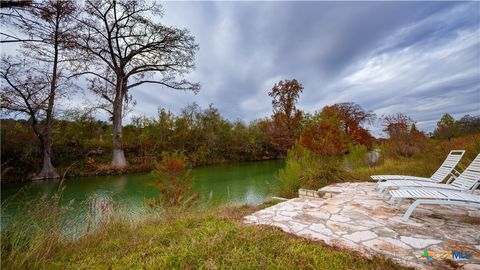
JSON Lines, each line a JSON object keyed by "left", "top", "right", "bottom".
{"left": 1, "top": 160, "right": 284, "bottom": 232}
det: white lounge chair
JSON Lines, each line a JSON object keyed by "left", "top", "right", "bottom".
{"left": 378, "top": 154, "right": 480, "bottom": 193}
{"left": 389, "top": 189, "right": 480, "bottom": 222}
{"left": 371, "top": 150, "right": 465, "bottom": 182}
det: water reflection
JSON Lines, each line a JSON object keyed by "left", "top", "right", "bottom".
{"left": 1, "top": 160, "right": 284, "bottom": 230}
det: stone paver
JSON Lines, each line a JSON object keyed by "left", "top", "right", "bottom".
{"left": 244, "top": 182, "right": 480, "bottom": 269}
{"left": 344, "top": 230, "right": 377, "bottom": 243}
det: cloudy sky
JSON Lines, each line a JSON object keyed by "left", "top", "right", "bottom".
{"left": 123, "top": 1, "right": 479, "bottom": 136}
{"left": 5, "top": 1, "right": 478, "bottom": 136}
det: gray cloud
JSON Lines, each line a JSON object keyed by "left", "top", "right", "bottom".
{"left": 23, "top": 1, "right": 477, "bottom": 136}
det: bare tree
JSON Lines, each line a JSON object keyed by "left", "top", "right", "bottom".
{"left": 1, "top": 59, "right": 52, "bottom": 178}
{"left": 76, "top": 0, "right": 199, "bottom": 168}
{"left": 0, "top": 0, "right": 78, "bottom": 180}
{"left": 1, "top": 59, "right": 49, "bottom": 122}
{"left": 86, "top": 68, "right": 136, "bottom": 122}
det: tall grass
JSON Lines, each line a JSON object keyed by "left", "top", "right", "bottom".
{"left": 344, "top": 144, "right": 369, "bottom": 169}
{"left": 1, "top": 184, "right": 68, "bottom": 269}
{"left": 0, "top": 180, "right": 143, "bottom": 270}
{"left": 276, "top": 144, "right": 353, "bottom": 198}
{"left": 355, "top": 133, "right": 480, "bottom": 180}
{"left": 1, "top": 194, "right": 408, "bottom": 270}
{"left": 276, "top": 148, "right": 303, "bottom": 198}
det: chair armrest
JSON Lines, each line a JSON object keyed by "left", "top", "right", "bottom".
{"left": 451, "top": 168, "right": 461, "bottom": 176}
{"left": 470, "top": 182, "right": 480, "bottom": 193}
{"left": 446, "top": 169, "right": 461, "bottom": 184}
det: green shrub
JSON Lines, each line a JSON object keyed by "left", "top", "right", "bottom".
{"left": 276, "top": 143, "right": 354, "bottom": 198}
{"left": 276, "top": 147, "right": 303, "bottom": 198}
{"left": 345, "top": 144, "right": 368, "bottom": 169}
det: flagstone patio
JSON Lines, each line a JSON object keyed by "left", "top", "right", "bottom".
{"left": 244, "top": 182, "right": 480, "bottom": 269}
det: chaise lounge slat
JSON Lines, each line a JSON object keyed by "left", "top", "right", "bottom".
{"left": 390, "top": 189, "right": 480, "bottom": 222}
{"left": 371, "top": 150, "right": 465, "bottom": 183}
{"left": 390, "top": 189, "right": 480, "bottom": 201}
{"left": 389, "top": 188, "right": 480, "bottom": 222}
{"left": 378, "top": 154, "right": 480, "bottom": 193}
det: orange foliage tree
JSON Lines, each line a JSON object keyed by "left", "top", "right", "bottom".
{"left": 266, "top": 79, "right": 304, "bottom": 156}
{"left": 300, "top": 109, "right": 348, "bottom": 156}
{"left": 323, "top": 102, "right": 376, "bottom": 148}
{"left": 300, "top": 103, "right": 375, "bottom": 156}
{"left": 383, "top": 114, "right": 427, "bottom": 157}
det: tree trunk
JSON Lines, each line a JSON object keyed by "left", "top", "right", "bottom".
{"left": 111, "top": 77, "right": 128, "bottom": 168}
{"left": 33, "top": 14, "right": 60, "bottom": 181}
{"left": 33, "top": 136, "right": 60, "bottom": 180}
{"left": 34, "top": 77, "right": 60, "bottom": 180}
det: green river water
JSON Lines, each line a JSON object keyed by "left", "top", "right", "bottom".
{"left": 1, "top": 160, "right": 284, "bottom": 233}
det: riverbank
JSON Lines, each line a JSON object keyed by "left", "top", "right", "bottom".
{"left": 1, "top": 201, "right": 408, "bottom": 270}
{"left": 1, "top": 157, "right": 281, "bottom": 184}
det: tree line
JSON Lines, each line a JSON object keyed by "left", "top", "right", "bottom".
{"left": 1, "top": 1, "right": 479, "bottom": 182}
{"left": 3, "top": 71, "right": 478, "bottom": 182}
{"left": 1, "top": 103, "right": 269, "bottom": 181}
{"left": 2, "top": 81, "right": 479, "bottom": 183}
{"left": 0, "top": 74, "right": 381, "bottom": 182}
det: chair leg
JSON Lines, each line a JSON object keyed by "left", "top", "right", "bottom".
{"left": 402, "top": 199, "right": 480, "bottom": 222}
{"left": 396, "top": 198, "right": 404, "bottom": 209}
{"left": 389, "top": 196, "right": 396, "bottom": 204}
{"left": 402, "top": 200, "right": 422, "bottom": 222}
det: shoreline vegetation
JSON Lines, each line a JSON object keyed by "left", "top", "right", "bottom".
{"left": 4, "top": 105, "right": 478, "bottom": 184}
{"left": 2, "top": 131, "right": 478, "bottom": 269}
{"left": 1, "top": 103, "right": 285, "bottom": 183}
